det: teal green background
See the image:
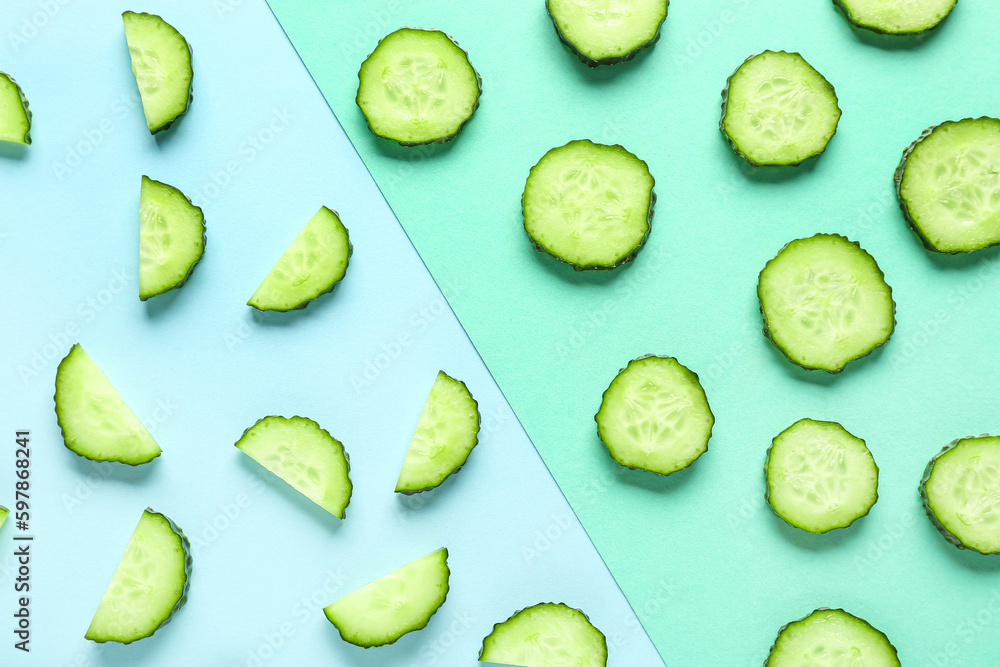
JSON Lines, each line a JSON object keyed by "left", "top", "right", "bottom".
{"left": 267, "top": 0, "right": 1000, "bottom": 664}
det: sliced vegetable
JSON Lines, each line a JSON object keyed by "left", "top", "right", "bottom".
{"left": 139, "top": 176, "right": 205, "bottom": 300}
{"left": 523, "top": 139, "right": 654, "bottom": 270}
{"left": 0, "top": 505, "right": 8, "bottom": 532}
{"left": 396, "top": 371, "right": 480, "bottom": 494}
{"left": 766, "top": 608, "right": 900, "bottom": 666}
{"left": 324, "top": 547, "right": 449, "bottom": 647}
{"left": 357, "top": 28, "right": 481, "bottom": 146}
{"left": 896, "top": 117, "right": 1000, "bottom": 253}
{"left": 235, "top": 415, "right": 352, "bottom": 519}
{"left": 123, "top": 11, "right": 193, "bottom": 134}
{"left": 595, "top": 355, "right": 714, "bottom": 476}
{"left": 921, "top": 435, "right": 1000, "bottom": 554}
{"left": 721, "top": 51, "right": 841, "bottom": 166}
{"left": 54, "top": 344, "right": 161, "bottom": 465}
{"left": 86, "top": 508, "right": 191, "bottom": 644}
{"left": 479, "top": 602, "right": 608, "bottom": 667}
{"left": 758, "top": 233, "right": 895, "bottom": 373}
{"left": 0, "top": 72, "right": 31, "bottom": 144}
{"left": 834, "top": 0, "right": 956, "bottom": 35}
{"left": 546, "top": 0, "right": 669, "bottom": 66}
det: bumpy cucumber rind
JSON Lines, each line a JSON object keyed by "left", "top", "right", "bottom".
{"left": 765, "top": 608, "right": 900, "bottom": 667}
{"left": 832, "top": 0, "right": 957, "bottom": 35}
{"left": 139, "top": 176, "right": 206, "bottom": 301}
{"left": 0, "top": 72, "right": 31, "bottom": 144}
{"left": 123, "top": 11, "right": 193, "bottom": 134}
{"left": 479, "top": 602, "right": 608, "bottom": 666}
{"left": 545, "top": 0, "right": 668, "bottom": 67}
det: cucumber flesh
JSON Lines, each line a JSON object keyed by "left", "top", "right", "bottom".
{"left": 0, "top": 72, "right": 31, "bottom": 144}
{"left": 479, "top": 602, "right": 608, "bottom": 667}
{"left": 722, "top": 51, "right": 841, "bottom": 166}
{"left": 54, "top": 344, "right": 162, "bottom": 465}
{"left": 0, "top": 505, "right": 8, "bottom": 532}
{"left": 896, "top": 117, "right": 1000, "bottom": 253}
{"left": 758, "top": 233, "right": 895, "bottom": 373}
{"left": 235, "top": 416, "right": 352, "bottom": 519}
{"left": 766, "top": 608, "right": 900, "bottom": 666}
{"left": 357, "top": 28, "right": 481, "bottom": 146}
{"left": 595, "top": 355, "right": 714, "bottom": 476}
{"left": 835, "top": 0, "right": 956, "bottom": 34}
{"left": 546, "top": 0, "right": 668, "bottom": 66}
{"left": 123, "top": 12, "right": 192, "bottom": 134}
{"left": 766, "top": 419, "right": 878, "bottom": 533}
{"left": 139, "top": 176, "right": 205, "bottom": 300}
{"left": 248, "top": 206, "right": 352, "bottom": 312}
{"left": 324, "top": 547, "right": 449, "bottom": 647}
{"left": 523, "top": 139, "right": 654, "bottom": 270}
{"left": 396, "top": 371, "right": 480, "bottom": 494}
{"left": 921, "top": 435, "right": 1000, "bottom": 554}
{"left": 86, "top": 508, "right": 191, "bottom": 644}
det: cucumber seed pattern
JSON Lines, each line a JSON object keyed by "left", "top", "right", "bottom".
{"left": 551, "top": 161, "right": 630, "bottom": 242}
{"left": 575, "top": 0, "right": 632, "bottom": 25}
{"left": 932, "top": 146, "right": 1000, "bottom": 228}
{"left": 128, "top": 45, "right": 166, "bottom": 94}
{"left": 140, "top": 202, "right": 171, "bottom": 267}
{"left": 622, "top": 382, "right": 690, "bottom": 455}
{"left": 954, "top": 455, "right": 1000, "bottom": 530}
{"left": 271, "top": 231, "right": 322, "bottom": 288}
{"left": 748, "top": 77, "right": 812, "bottom": 146}
{"left": 779, "top": 266, "right": 862, "bottom": 343}
{"left": 780, "top": 437, "right": 850, "bottom": 514}
{"left": 382, "top": 56, "right": 448, "bottom": 122}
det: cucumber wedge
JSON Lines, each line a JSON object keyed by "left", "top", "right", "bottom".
{"left": 248, "top": 206, "right": 352, "bottom": 312}
{"left": 235, "top": 416, "right": 352, "bottom": 519}
{"left": 834, "top": 0, "right": 956, "bottom": 35}
{"left": 0, "top": 505, "right": 8, "bottom": 532}
{"left": 523, "top": 139, "right": 655, "bottom": 270}
{"left": 896, "top": 117, "right": 1000, "bottom": 253}
{"left": 0, "top": 72, "right": 31, "bottom": 144}
{"left": 357, "top": 28, "right": 481, "bottom": 146}
{"left": 721, "top": 51, "right": 841, "bottom": 166}
{"left": 546, "top": 0, "right": 668, "bottom": 66}
{"left": 86, "top": 508, "right": 191, "bottom": 644}
{"left": 479, "top": 602, "right": 608, "bottom": 667}
{"left": 758, "top": 234, "right": 895, "bottom": 373}
{"left": 766, "top": 419, "right": 879, "bottom": 533}
{"left": 766, "top": 608, "right": 900, "bottom": 666}
{"left": 54, "top": 344, "right": 161, "bottom": 465}
{"left": 396, "top": 371, "right": 480, "bottom": 495}
{"left": 921, "top": 435, "right": 1000, "bottom": 554}
{"left": 324, "top": 547, "right": 449, "bottom": 647}
{"left": 139, "top": 176, "right": 205, "bottom": 300}
{"left": 123, "top": 11, "right": 192, "bottom": 134}
{"left": 595, "top": 355, "right": 714, "bottom": 476}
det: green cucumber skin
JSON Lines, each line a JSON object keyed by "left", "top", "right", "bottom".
{"left": 765, "top": 608, "right": 900, "bottom": 667}
{"left": 139, "top": 176, "right": 206, "bottom": 301}
{"left": 356, "top": 28, "right": 482, "bottom": 147}
{"left": 123, "top": 11, "right": 193, "bottom": 135}
{"left": 832, "top": 0, "right": 957, "bottom": 35}
{"left": 0, "top": 72, "right": 31, "bottom": 144}
{"left": 545, "top": 0, "right": 668, "bottom": 67}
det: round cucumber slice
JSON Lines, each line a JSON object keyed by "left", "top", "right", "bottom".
{"left": 766, "top": 608, "right": 900, "bottom": 666}
{"left": 0, "top": 72, "right": 31, "bottom": 144}
{"left": 758, "top": 233, "right": 895, "bottom": 373}
{"left": 139, "top": 176, "right": 205, "bottom": 301}
{"left": 479, "top": 602, "right": 608, "bottom": 667}
{"left": 595, "top": 355, "right": 714, "bottom": 476}
{"left": 357, "top": 28, "right": 481, "bottom": 146}
{"left": 766, "top": 419, "right": 879, "bottom": 533}
{"left": 54, "top": 344, "right": 162, "bottom": 465}
{"left": 396, "top": 371, "right": 481, "bottom": 495}
{"left": 721, "top": 51, "right": 841, "bottom": 166}
{"left": 324, "top": 547, "right": 449, "bottom": 647}
{"left": 122, "top": 11, "right": 193, "bottom": 134}
{"left": 834, "top": 0, "right": 956, "bottom": 35}
{"left": 86, "top": 508, "right": 191, "bottom": 644}
{"left": 896, "top": 117, "right": 1000, "bottom": 253}
{"left": 248, "top": 206, "right": 352, "bottom": 312}
{"left": 921, "top": 435, "right": 1000, "bottom": 555}
{"left": 523, "top": 139, "right": 655, "bottom": 270}
{"left": 546, "top": 0, "right": 669, "bottom": 66}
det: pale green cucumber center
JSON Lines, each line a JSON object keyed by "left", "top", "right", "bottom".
{"left": 0, "top": 74, "right": 30, "bottom": 144}
{"left": 139, "top": 177, "right": 204, "bottom": 299}
{"left": 839, "top": 0, "right": 956, "bottom": 33}
{"left": 548, "top": 0, "right": 667, "bottom": 62}
{"left": 926, "top": 437, "right": 1000, "bottom": 553}
{"left": 0, "top": 506, "right": 9, "bottom": 530}
{"left": 481, "top": 603, "right": 608, "bottom": 667}
{"left": 769, "top": 610, "right": 900, "bottom": 666}
{"left": 123, "top": 12, "right": 192, "bottom": 132}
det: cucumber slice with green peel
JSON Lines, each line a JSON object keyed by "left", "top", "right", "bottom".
{"left": 357, "top": 28, "right": 481, "bottom": 146}
{"left": 395, "top": 371, "right": 480, "bottom": 494}
{"left": 758, "top": 234, "right": 895, "bottom": 373}
{"left": 920, "top": 435, "right": 1000, "bottom": 554}
{"left": 0, "top": 505, "right": 8, "bottom": 532}
{"left": 324, "top": 547, "right": 449, "bottom": 647}
{"left": 546, "top": 0, "right": 669, "bottom": 67}
{"left": 523, "top": 140, "right": 655, "bottom": 270}
{"left": 595, "top": 355, "right": 714, "bottom": 476}
{"left": 479, "top": 602, "right": 608, "bottom": 667}
{"left": 766, "top": 419, "right": 879, "bottom": 534}
{"left": 834, "top": 0, "right": 956, "bottom": 35}
{"left": 0, "top": 72, "right": 31, "bottom": 145}
{"left": 123, "top": 12, "right": 192, "bottom": 134}
{"left": 139, "top": 176, "right": 205, "bottom": 301}
{"left": 54, "top": 344, "right": 161, "bottom": 465}
{"left": 896, "top": 117, "right": 1000, "bottom": 253}
{"left": 766, "top": 608, "right": 900, "bottom": 666}
{"left": 248, "top": 206, "right": 352, "bottom": 312}
{"left": 86, "top": 508, "right": 191, "bottom": 644}
{"left": 235, "top": 416, "right": 352, "bottom": 519}
{"left": 721, "top": 51, "right": 841, "bottom": 166}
